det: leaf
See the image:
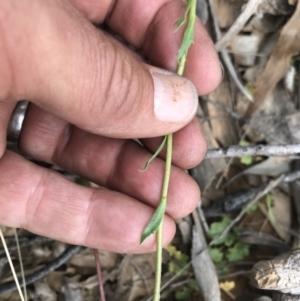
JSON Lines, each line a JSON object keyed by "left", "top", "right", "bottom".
{"left": 177, "top": 23, "right": 194, "bottom": 61}
{"left": 208, "top": 217, "right": 236, "bottom": 245}
{"left": 175, "top": 0, "right": 193, "bottom": 31}
{"left": 140, "top": 201, "right": 166, "bottom": 244}
{"left": 240, "top": 155, "right": 253, "bottom": 165}
{"left": 239, "top": 140, "right": 249, "bottom": 146}
{"left": 175, "top": 286, "right": 194, "bottom": 300}
{"left": 239, "top": 140, "right": 253, "bottom": 165}
{"left": 266, "top": 194, "right": 276, "bottom": 224}
{"left": 245, "top": 83, "right": 256, "bottom": 96}
{"left": 246, "top": 202, "right": 258, "bottom": 214}
{"left": 165, "top": 244, "right": 177, "bottom": 256}
{"left": 139, "top": 135, "right": 167, "bottom": 172}
{"left": 166, "top": 244, "right": 188, "bottom": 262}
{"left": 168, "top": 261, "right": 189, "bottom": 275}
{"left": 245, "top": 0, "right": 300, "bottom": 117}
{"left": 176, "top": 0, "right": 196, "bottom": 61}
{"left": 223, "top": 233, "right": 236, "bottom": 247}
{"left": 168, "top": 261, "right": 178, "bottom": 273}
{"left": 208, "top": 217, "right": 231, "bottom": 238}
{"left": 220, "top": 281, "right": 235, "bottom": 292}
{"left": 209, "top": 247, "right": 224, "bottom": 263}
{"left": 226, "top": 242, "right": 249, "bottom": 262}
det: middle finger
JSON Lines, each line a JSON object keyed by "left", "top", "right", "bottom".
{"left": 19, "top": 104, "right": 201, "bottom": 219}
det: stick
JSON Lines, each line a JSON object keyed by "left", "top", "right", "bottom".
{"left": 205, "top": 144, "right": 300, "bottom": 159}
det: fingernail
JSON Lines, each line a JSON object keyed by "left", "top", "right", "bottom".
{"left": 151, "top": 72, "right": 198, "bottom": 123}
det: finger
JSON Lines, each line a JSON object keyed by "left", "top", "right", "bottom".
{"left": 20, "top": 104, "right": 205, "bottom": 169}
{"left": 0, "top": 151, "right": 175, "bottom": 253}
{"left": 20, "top": 105, "right": 201, "bottom": 219}
{"left": 1, "top": 1, "right": 198, "bottom": 139}
{"left": 141, "top": 117, "right": 207, "bottom": 169}
{"left": 70, "top": 0, "right": 222, "bottom": 94}
{"left": 0, "top": 100, "right": 16, "bottom": 156}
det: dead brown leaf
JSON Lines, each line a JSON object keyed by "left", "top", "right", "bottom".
{"left": 245, "top": 0, "right": 300, "bottom": 118}
{"left": 258, "top": 189, "right": 291, "bottom": 242}
{"left": 207, "top": 74, "right": 240, "bottom": 146}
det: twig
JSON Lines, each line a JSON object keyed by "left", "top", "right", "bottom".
{"left": 204, "top": 183, "right": 268, "bottom": 217}
{"left": 218, "top": 270, "right": 251, "bottom": 280}
{"left": 125, "top": 255, "right": 151, "bottom": 295}
{"left": 215, "top": 129, "right": 248, "bottom": 188}
{"left": 209, "top": 175, "right": 284, "bottom": 246}
{"left": 205, "top": 144, "right": 300, "bottom": 158}
{"left": 0, "top": 245, "right": 82, "bottom": 296}
{"left": 221, "top": 51, "right": 253, "bottom": 101}
{"left": 0, "top": 228, "right": 25, "bottom": 301}
{"left": 197, "top": 204, "right": 210, "bottom": 234}
{"left": 191, "top": 211, "right": 221, "bottom": 301}
{"left": 273, "top": 291, "right": 300, "bottom": 301}
{"left": 93, "top": 249, "right": 106, "bottom": 301}
{"left": 170, "top": 279, "right": 194, "bottom": 290}
{"left": 0, "top": 235, "right": 51, "bottom": 244}
{"left": 13, "top": 229, "right": 27, "bottom": 301}
{"left": 215, "top": 0, "right": 263, "bottom": 51}
{"left": 146, "top": 170, "right": 300, "bottom": 300}
{"left": 0, "top": 236, "right": 52, "bottom": 257}
{"left": 207, "top": 0, "right": 253, "bottom": 101}
{"left": 284, "top": 170, "right": 300, "bottom": 183}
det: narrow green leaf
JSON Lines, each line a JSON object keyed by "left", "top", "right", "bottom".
{"left": 140, "top": 200, "right": 167, "bottom": 244}
{"left": 174, "top": 0, "right": 193, "bottom": 32}
{"left": 177, "top": 23, "right": 194, "bottom": 61}
{"left": 139, "top": 136, "right": 167, "bottom": 172}
{"left": 266, "top": 194, "right": 276, "bottom": 224}
{"left": 176, "top": 0, "right": 196, "bottom": 61}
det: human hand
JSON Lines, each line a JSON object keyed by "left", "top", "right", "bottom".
{"left": 0, "top": 0, "right": 221, "bottom": 253}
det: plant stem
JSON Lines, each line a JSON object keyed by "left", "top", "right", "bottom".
{"left": 177, "top": 54, "right": 187, "bottom": 76}
{"left": 153, "top": 50, "right": 190, "bottom": 300}
{"left": 93, "top": 249, "right": 106, "bottom": 301}
{"left": 152, "top": 1, "right": 196, "bottom": 300}
{"left": 153, "top": 133, "right": 173, "bottom": 301}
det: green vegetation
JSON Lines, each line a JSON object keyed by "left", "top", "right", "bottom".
{"left": 208, "top": 217, "right": 250, "bottom": 269}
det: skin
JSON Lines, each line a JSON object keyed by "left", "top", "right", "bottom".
{"left": 0, "top": 0, "right": 221, "bottom": 253}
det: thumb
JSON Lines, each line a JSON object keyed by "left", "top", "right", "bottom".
{"left": 1, "top": 1, "right": 198, "bottom": 139}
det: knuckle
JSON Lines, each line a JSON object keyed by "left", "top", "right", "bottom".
{"left": 83, "top": 44, "right": 146, "bottom": 133}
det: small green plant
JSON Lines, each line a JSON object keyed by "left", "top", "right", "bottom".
{"left": 166, "top": 244, "right": 190, "bottom": 275}
{"left": 139, "top": 1, "right": 197, "bottom": 300}
{"left": 266, "top": 193, "right": 276, "bottom": 224}
{"left": 174, "top": 281, "right": 199, "bottom": 301}
{"left": 246, "top": 202, "right": 259, "bottom": 214}
{"left": 166, "top": 244, "right": 199, "bottom": 300}
{"left": 208, "top": 217, "right": 250, "bottom": 269}
{"left": 239, "top": 140, "right": 253, "bottom": 165}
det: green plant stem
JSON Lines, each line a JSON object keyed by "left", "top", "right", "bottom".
{"left": 151, "top": 1, "right": 196, "bottom": 300}
{"left": 177, "top": 54, "right": 187, "bottom": 76}
{"left": 153, "top": 51, "right": 190, "bottom": 300}
{"left": 153, "top": 133, "right": 173, "bottom": 301}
